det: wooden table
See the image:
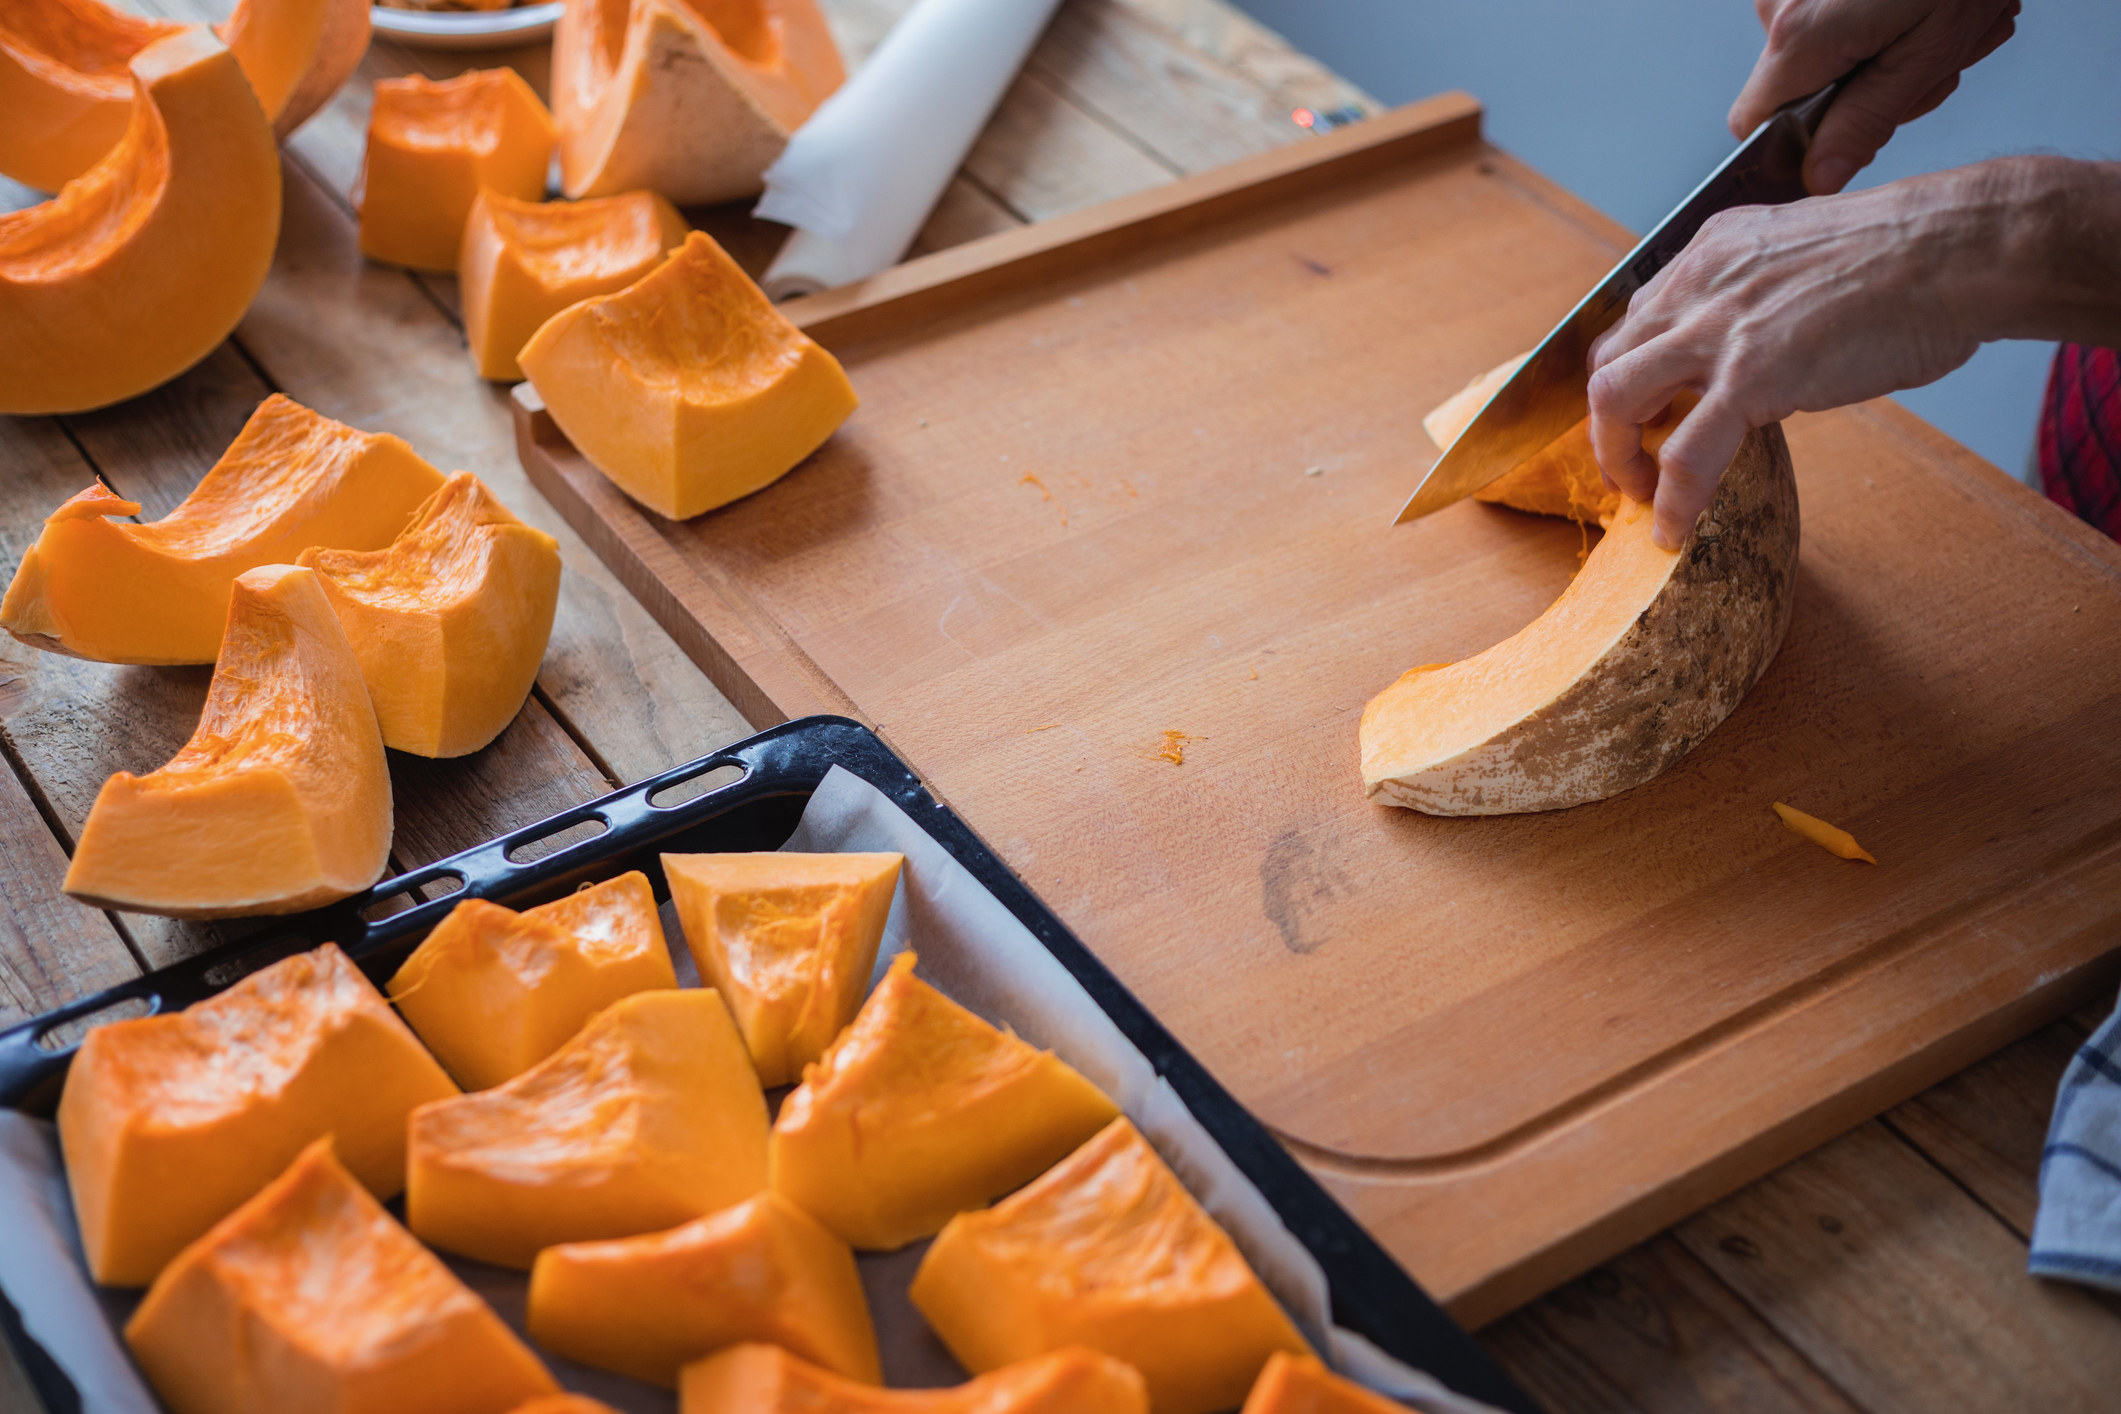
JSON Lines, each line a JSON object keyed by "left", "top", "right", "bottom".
{"left": 2, "top": 2, "right": 2116, "bottom": 1410}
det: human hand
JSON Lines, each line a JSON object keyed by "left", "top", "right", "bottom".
{"left": 1731, "top": 0, "right": 2019, "bottom": 194}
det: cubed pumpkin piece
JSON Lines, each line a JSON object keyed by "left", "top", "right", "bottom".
{"left": 359, "top": 67, "right": 554, "bottom": 271}
{"left": 519, "top": 230, "right": 857, "bottom": 519}
{"left": 408, "top": 988, "right": 768, "bottom": 1267}
{"left": 57, "top": 944, "right": 459, "bottom": 1287}
{"left": 679, "top": 1342, "right": 1148, "bottom": 1414}
{"left": 62, "top": 564, "right": 394, "bottom": 918}
{"left": 528, "top": 1191, "right": 878, "bottom": 1387}
{"left": 769, "top": 952, "right": 1117, "bottom": 1251}
{"left": 459, "top": 187, "right": 687, "bottom": 381}
{"left": 388, "top": 870, "right": 677, "bottom": 1089}
{"left": 1239, "top": 1353, "right": 1406, "bottom": 1414}
{"left": 909, "top": 1118, "right": 1309, "bottom": 1414}
{"left": 664, "top": 851, "right": 902, "bottom": 1086}
{"left": 126, "top": 1139, "right": 556, "bottom": 1414}
{"left": 0, "top": 0, "right": 184, "bottom": 190}
{"left": 2, "top": 394, "right": 445, "bottom": 665}
{"left": 300, "top": 471, "right": 562, "bottom": 757}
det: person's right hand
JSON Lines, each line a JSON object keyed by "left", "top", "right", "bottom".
{"left": 1730, "top": 0, "right": 2020, "bottom": 194}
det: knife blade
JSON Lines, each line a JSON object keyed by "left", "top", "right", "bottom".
{"left": 1393, "top": 81, "right": 1842, "bottom": 524}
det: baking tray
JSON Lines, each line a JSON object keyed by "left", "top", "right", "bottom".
{"left": 0, "top": 716, "right": 1536, "bottom": 1414}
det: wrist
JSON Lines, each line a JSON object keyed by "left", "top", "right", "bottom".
{"left": 1955, "top": 157, "right": 2121, "bottom": 345}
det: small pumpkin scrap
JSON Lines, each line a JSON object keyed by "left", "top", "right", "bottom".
{"left": 508, "top": 1400, "right": 624, "bottom": 1414}
{"left": 359, "top": 67, "right": 555, "bottom": 272}
{"left": 1772, "top": 802, "right": 1878, "bottom": 863}
{"left": 679, "top": 1342, "right": 1149, "bottom": 1414}
{"left": 520, "top": 229, "right": 858, "bottom": 520}
{"left": 125, "top": 1139, "right": 556, "bottom": 1414}
{"left": 1239, "top": 1353, "right": 1408, "bottom": 1414}
{"left": 300, "top": 470, "right": 562, "bottom": 758}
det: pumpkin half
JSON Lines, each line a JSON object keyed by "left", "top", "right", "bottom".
{"left": 64, "top": 563, "right": 395, "bottom": 918}
{"left": 0, "top": 27, "right": 280, "bottom": 415}
{"left": 679, "top": 1342, "right": 1149, "bottom": 1414}
{"left": 359, "top": 67, "right": 555, "bottom": 272}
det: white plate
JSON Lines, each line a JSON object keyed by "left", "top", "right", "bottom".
{"left": 369, "top": 1, "right": 563, "bottom": 50}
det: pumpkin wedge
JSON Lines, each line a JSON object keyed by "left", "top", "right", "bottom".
{"left": 64, "top": 564, "right": 395, "bottom": 918}
{"left": 1362, "top": 423, "right": 1798, "bottom": 814}
{"left": 300, "top": 471, "right": 562, "bottom": 757}
{"left": 519, "top": 229, "right": 857, "bottom": 520}
{"left": 0, "top": 27, "right": 279, "bottom": 415}
{"left": 770, "top": 952, "right": 1118, "bottom": 1251}
{"left": 552, "top": 0, "right": 843, "bottom": 205}
{"left": 1239, "top": 1353, "right": 1406, "bottom": 1414}
{"left": 459, "top": 187, "right": 687, "bottom": 382}
{"left": 664, "top": 851, "right": 903, "bottom": 1086}
{"left": 408, "top": 988, "right": 769, "bottom": 1268}
{"left": 388, "top": 870, "right": 677, "bottom": 1090}
{"left": 126, "top": 1140, "right": 556, "bottom": 1414}
{"left": 680, "top": 1342, "right": 1149, "bottom": 1414}
{"left": 218, "top": 0, "right": 371, "bottom": 139}
{"left": 2, "top": 395, "right": 445, "bottom": 665}
{"left": 57, "top": 944, "right": 459, "bottom": 1286}
{"left": 528, "top": 1190, "right": 879, "bottom": 1386}
{"left": 359, "top": 67, "right": 555, "bottom": 272}
{"left": 0, "top": 0, "right": 184, "bottom": 191}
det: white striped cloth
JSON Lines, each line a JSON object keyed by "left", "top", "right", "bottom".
{"left": 2031, "top": 988, "right": 2121, "bottom": 1292}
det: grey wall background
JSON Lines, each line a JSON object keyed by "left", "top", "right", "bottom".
{"left": 1232, "top": 0, "right": 2121, "bottom": 479}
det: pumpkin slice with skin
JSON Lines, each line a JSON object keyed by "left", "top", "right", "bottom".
{"left": 218, "top": 0, "right": 371, "bottom": 139}
{"left": 460, "top": 187, "right": 688, "bottom": 382}
{"left": 0, "top": 27, "right": 279, "bottom": 415}
{"left": 388, "top": 870, "right": 678, "bottom": 1090}
{"left": 1362, "top": 422, "right": 1798, "bottom": 814}
{"left": 679, "top": 1343, "right": 1149, "bottom": 1414}
{"left": 0, "top": 0, "right": 185, "bottom": 191}
{"left": 663, "top": 851, "right": 903, "bottom": 1086}
{"left": 63, "top": 564, "right": 395, "bottom": 918}
{"left": 126, "top": 1139, "right": 556, "bottom": 1414}
{"left": 57, "top": 944, "right": 459, "bottom": 1287}
{"left": 520, "top": 229, "right": 858, "bottom": 520}
{"left": 553, "top": 0, "right": 843, "bottom": 205}
{"left": 911, "top": 1117, "right": 1310, "bottom": 1414}
{"left": 528, "top": 1190, "right": 880, "bottom": 1387}
{"left": 299, "top": 471, "right": 562, "bottom": 757}
{"left": 359, "top": 67, "right": 555, "bottom": 272}
{"left": 1238, "top": 1353, "right": 1407, "bottom": 1414}
{"left": 408, "top": 988, "right": 769, "bottom": 1268}
{"left": 770, "top": 951, "right": 1118, "bottom": 1251}
{"left": 2, "top": 395, "right": 446, "bottom": 665}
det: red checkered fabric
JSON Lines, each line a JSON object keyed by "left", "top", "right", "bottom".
{"left": 2041, "top": 343, "right": 2121, "bottom": 541}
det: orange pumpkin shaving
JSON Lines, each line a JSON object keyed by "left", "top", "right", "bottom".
{"left": 1772, "top": 802, "right": 1878, "bottom": 863}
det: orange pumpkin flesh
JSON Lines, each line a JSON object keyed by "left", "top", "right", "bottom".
{"left": 459, "top": 187, "right": 687, "bottom": 382}
{"left": 519, "top": 229, "right": 858, "bottom": 520}
{"left": 125, "top": 1139, "right": 557, "bottom": 1414}
{"left": 0, "top": 0, "right": 184, "bottom": 191}
{"left": 408, "top": 988, "right": 769, "bottom": 1268}
{"left": 910, "top": 1118, "right": 1309, "bottom": 1414}
{"left": 509, "top": 1399, "right": 623, "bottom": 1414}
{"left": 300, "top": 470, "right": 562, "bottom": 757}
{"left": 359, "top": 67, "right": 555, "bottom": 272}
{"left": 388, "top": 870, "right": 678, "bottom": 1090}
{"left": 0, "top": 27, "right": 280, "bottom": 415}
{"left": 62, "top": 563, "right": 395, "bottom": 919}
{"left": 56, "top": 944, "right": 459, "bottom": 1287}
{"left": 528, "top": 1190, "right": 880, "bottom": 1387}
{"left": 2, "top": 395, "right": 446, "bottom": 665}
{"left": 663, "top": 850, "right": 903, "bottom": 1086}
{"left": 1238, "top": 1352, "right": 1408, "bottom": 1414}
{"left": 679, "top": 1342, "right": 1149, "bottom": 1414}
{"left": 218, "top": 0, "right": 372, "bottom": 139}
{"left": 553, "top": 0, "right": 843, "bottom": 205}
{"left": 770, "top": 952, "right": 1119, "bottom": 1251}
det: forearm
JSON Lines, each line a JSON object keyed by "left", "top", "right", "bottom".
{"left": 1956, "top": 156, "right": 2121, "bottom": 347}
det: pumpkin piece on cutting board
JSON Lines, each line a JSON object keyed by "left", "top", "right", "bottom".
{"left": 1238, "top": 1352, "right": 1408, "bottom": 1414}
{"left": 2, "top": 395, "right": 445, "bottom": 665}
{"left": 519, "top": 229, "right": 857, "bottom": 520}
{"left": 910, "top": 1117, "right": 1310, "bottom": 1414}
{"left": 459, "top": 187, "right": 688, "bottom": 382}
{"left": 359, "top": 67, "right": 554, "bottom": 272}
{"left": 769, "top": 951, "right": 1118, "bottom": 1251}
{"left": 408, "top": 988, "right": 769, "bottom": 1267}
{"left": 299, "top": 470, "right": 562, "bottom": 757}
{"left": 0, "top": 27, "right": 279, "bottom": 415}
{"left": 528, "top": 1190, "right": 879, "bottom": 1387}
{"left": 679, "top": 1342, "right": 1149, "bottom": 1414}
{"left": 126, "top": 1139, "right": 556, "bottom": 1414}
{"left": 62, "top": 563, "right": 396, "bottom": 919}
{"left": 552, "top": 0, "right": 843, "bottom": 205}
{"left": 0, "top": 0, "right": 185, "bottom": 191}
{"left": 388, "top": 870, "right": 677, "bottom": 1090}
{"left": 56, "top": 944, "right": 459, "bottom": 1287}
{"left": 663, "top": 850, "right": 903, "bottom": 1087}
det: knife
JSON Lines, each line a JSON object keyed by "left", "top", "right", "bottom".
{"left": 1394, "top": 81, "right": 1843, "bottom": 524}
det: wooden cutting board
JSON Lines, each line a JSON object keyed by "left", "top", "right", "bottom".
{"left": 515, "top": 93, "right": 2121, "bottom": 1323}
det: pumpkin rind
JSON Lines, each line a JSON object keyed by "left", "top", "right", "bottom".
{"left": 359, "top": 67, "right": 555, "bottom": 272}
{"left": 677, "top": 1342, "right": 1149, "bottom": 1414}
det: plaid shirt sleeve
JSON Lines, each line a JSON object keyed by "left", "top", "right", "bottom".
{"left": 2040, "top": 343, "right": 2121, "bottom": 540}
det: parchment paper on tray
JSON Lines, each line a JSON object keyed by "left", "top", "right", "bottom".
{"left": 0, "top": 766, "right": 1497, "bottom": 1414}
